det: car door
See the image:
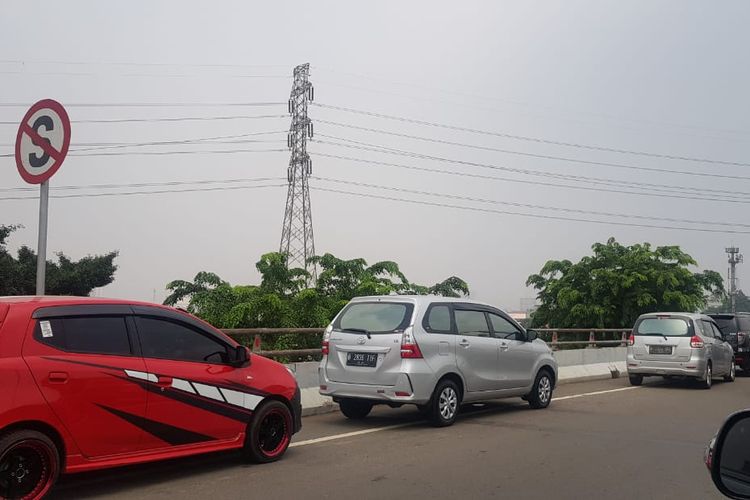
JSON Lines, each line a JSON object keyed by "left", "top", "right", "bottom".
{"left": 22, "top": 310, "right": 150, "bottom": 458}
{"left": 453, "top": 306, "right": 500, "bottom": 392}
{"left": 487, "top": 312, "right": 537, "bottom": 390}
{"left": 700, "top": 319, "right": 725, "bottom": 375}
{"left": 133, "top": 313, "right": 250, "bottom": 449}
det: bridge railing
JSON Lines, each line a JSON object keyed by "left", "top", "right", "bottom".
{"left": 222, "top": 327, "right": 633, "bottom": 360}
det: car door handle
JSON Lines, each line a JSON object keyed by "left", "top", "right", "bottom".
{"left": 156, "top": 376, "right": 173, "bottom": 388}
{"left": 499, "top": 342, "right": 509, "bottom": 351}
{"left": 459, "top": 339, "right": 470, "bottom": 348}
{"left": 48, "top": 372, "right": 68, "bottom": 383}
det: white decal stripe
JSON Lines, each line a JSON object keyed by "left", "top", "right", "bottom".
{"left": 125, "top": 369, "right": 157, "bottom": 383}
{"left": 242, "top": 393, "right": 264, "bottom": 411}
{"left": 172, "top": 378, "right": 196, "bottom": 394}
{"left": 192, "top": 382, "right": 225, "bottom": 402}
{"left": 220, "top": 388, "right": 246, "bottom": 407}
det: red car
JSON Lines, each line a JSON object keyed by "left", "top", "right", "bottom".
{"left": 0, "top": 296, "right": 301, "bottom": 499}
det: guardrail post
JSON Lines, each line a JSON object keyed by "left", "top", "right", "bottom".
{"left": 551, "top": 330, "right": 558, "bottom": 351}
{"left": 252, "top": 334, "right": 262, "bottom": 353}
{"left": 588, "top": 330, "right": 596, "bottom": 348}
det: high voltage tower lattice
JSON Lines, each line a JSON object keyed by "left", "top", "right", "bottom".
{"left": 279, "top": 63, "right": 317, "bottom": 282}
{"left": 727, "top": 246, "right": 743, "bottom": 313}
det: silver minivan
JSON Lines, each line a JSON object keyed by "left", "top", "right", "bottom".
{"left": 627, "top": 312, "right": 736, "bottom": 388}
{"left": 318, "top": 296, "right": 558, "bottom": 426}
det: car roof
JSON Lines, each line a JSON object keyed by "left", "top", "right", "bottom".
{"left": 0, "top": 295, "right": 164, "bottom": 308}
{"left": 637, "top": 312, "right": 712, "bottom": 321}
{"left": 348, "top": 295, "right": 502, "bottom": 310}
{"left": 707, "top": 312, "right": 750, "bottom": 317}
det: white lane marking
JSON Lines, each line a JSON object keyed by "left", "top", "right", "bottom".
{"left": 290, "top": 423, "right": 415, "bottom": 448}
{"left": 554, "top": 386, "right": 640, "bottom": 401}
{"left": 292, "top": 385, "right": 642, "bottom": 448}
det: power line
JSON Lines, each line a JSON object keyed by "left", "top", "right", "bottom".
{"left": 0, "top": 183, "right": 286, "bottom": 201}
{"left": 316, "top": 119, "right": 750, "bottom": 182}
{"left": 311, "top": 186, "right": 750, "bottom": 235}
{"left": 0, "top": 148, "right": 287, "bottom": 159}
{"left": 313, "top": 177, "right": 750, "bottom": 228}
{"left": 0, "top": 70, "right": 290, "bottom": 79}
{"left": 0, "top": 177, "right": 286, "bottom": 193}
{"left": 309, "top": 151, "right": 750, "bottom": 205}
{"left": 313, "top": 138, "right": 750, "bottom": 203}
{"left": 0, "top": 114, "right": 288, "bottom": 125}
{"left": 0, "top": 59, "right": 289, "bottom": 69}
{"left": 313, "top": 102, "right": 750, "bottom": 167}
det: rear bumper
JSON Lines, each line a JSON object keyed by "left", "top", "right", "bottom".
{"left": 735, "top": 352, "right": 750, "bottom": 368}
{"left": 626, "top": 355, "right": 707, "bottom": 377}
{"left": 318, "top": 368, "right": 431, "bottom": 405}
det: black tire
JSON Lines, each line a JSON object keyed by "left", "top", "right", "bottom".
{"left": 699, "top": 362, "right": 712, "bottom": 390}
{"left": 527, "top": 370, "right": 554, "bottom": 409}
{"left": 338, "top": 399, "right": 373, "bottom": 420}
{"left": 629, "top": 374, "right": 643, "bottom": 386}
{"left": 0, "top": 429, "right": 60, "bottom": 500}
{"left": 244, "top": 400, "right": 293, "bottom": 463}
{"left": 427, "top": 379, "right": 461, "bottom": 427}
{"left": 724, "top": 362, "right": 736, "bottom": 383}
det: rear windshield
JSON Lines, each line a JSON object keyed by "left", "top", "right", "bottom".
{"left": 333, "top": 302, "right": 414, "bottom": 334}
{"left": 712, "top": 316, "right": 738, "bottom": 334}
{"left": 635, "top": 317, "right": 690, "bottom": 336}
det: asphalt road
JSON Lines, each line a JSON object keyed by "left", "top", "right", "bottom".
{"left": 51, "top": 376, "right": 750, "bottom": 500}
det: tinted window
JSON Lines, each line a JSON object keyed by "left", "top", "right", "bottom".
{"left": 700, "top": 320, "right": 715, "bottom": 338}
{"left": 635, "top": 318, "right": 689, "bottom": 337}
{"left": 712, "top": 316, "right": 738, "bottom": 334}
{"left": 35, "top": 316, "right": 131, "bottom": 355}
{"left": 454, "top": 310, "right": 490, "bottom": 337}
{"left": 738, "top": 317, "right": 750, "bottom": 332}
{"left": 425, "top": 305, "right": 452, "bottom": 333}
{"left": 488, "top": 313, "right": 521, "bottom": 339}
{"left": 137, "top": 317, "right": 229, "bottom": 363}
{"left": 710, "top": 322, "right": 724, "bottom": 339}
{"left": 334, "top": 302, "right": 413, "bottom": 334}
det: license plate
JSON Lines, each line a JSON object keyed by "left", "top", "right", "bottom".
{"left": 649, "top": 345, "right": 672, "bottom": 355}
{"left": 346, "top": 352, "right": 378, "bottom": 367}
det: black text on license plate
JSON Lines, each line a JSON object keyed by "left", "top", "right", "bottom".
{"left": 346, "top": 352, "right": 378, "bottom": 367}
{"left": 649, "top": 345, "right": 672, "bottom": 355}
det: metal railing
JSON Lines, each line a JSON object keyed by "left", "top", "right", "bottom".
{"left": 222, "top": 327, "right": 633, "bottom": 360}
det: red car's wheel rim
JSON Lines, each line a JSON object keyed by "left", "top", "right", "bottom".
{"left": 257, "top": 408, "right": 291, "bottom": 458}
{"left": 0, "top": 439, "right": 57, "bottom": 500}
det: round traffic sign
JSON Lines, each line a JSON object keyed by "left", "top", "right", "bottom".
{"left": 15, "top": 99, "right": 71, "bottom": 184}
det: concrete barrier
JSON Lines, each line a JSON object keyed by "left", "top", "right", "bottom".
{"left": 285, "top": 346, "right": 628, "bottom": 416}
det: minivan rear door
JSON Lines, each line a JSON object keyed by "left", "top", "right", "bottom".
{"left": 631, "top": 315, "right": 692, "bottom": 362}
{"left": 325, "top": 300, "right": 414, "bottom": 386}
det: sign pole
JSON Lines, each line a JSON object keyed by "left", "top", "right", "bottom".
{"left": 36, "top": 180, "right": 49, "bottom": 295}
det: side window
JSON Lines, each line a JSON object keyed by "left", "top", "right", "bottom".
{"left": 710, "top": 322, "right": 724, "bottom": 340}
{"left": 136, "top": 317, "right": 230, "bottom": 364}
{"left": 700, "top": 320, "right": 714, "bottom": 338}
{"left": 424, "top": 305, "right": 452, "bottom": 333}
{"left": 488, "top": 313, "right": 522, "bottom": 340}
{"left": 34, "top": 316, "right": 132, "bottom": 356}
{"left": 454, "top": 309, "right": 490, "bottom": 337}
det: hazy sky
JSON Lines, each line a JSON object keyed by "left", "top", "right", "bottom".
{"left": 1, "top": 1, "right": 749, "bottom": 311}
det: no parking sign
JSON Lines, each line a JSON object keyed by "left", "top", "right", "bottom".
{"left": 14, "top": 99, "right": 72, "bottom": 294}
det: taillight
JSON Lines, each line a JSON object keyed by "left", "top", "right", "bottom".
{"left": 738, "top": 332, "right": 747, "bottom": 344}
{"left": 690, "top": 335, "right": 704, "bottom": 348}
{"left": 322, "top": 324, "right": 332, "bottom": 355}
{"left": 400, "top": 327, "right": 423, "bottom": 358}
{"left": 628, "top": 333, "right": 635, "bottom": 346}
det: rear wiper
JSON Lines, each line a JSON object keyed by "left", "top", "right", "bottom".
{"left": 341, "top": 327, "right": 372, "bottom": 339}
{"left": 640, "top": 333, "right": 669, "bottom": 341}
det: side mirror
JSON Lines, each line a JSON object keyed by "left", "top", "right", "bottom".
{"left": 231, "top": 345, "right": 250, "bottom": 368}
{"left": 526, "top": 329, "right": 538, "bottom": 342}
{"left": 707, "top": 409, "right": 750, "bottom": 498}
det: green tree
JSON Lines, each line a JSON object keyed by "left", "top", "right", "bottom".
{"left": 526, "top": 238, "right": 724, "bottom": 328}
{"left": 705, "top": 290, "right": 750, "bottom": 313}
{"left": 0, "top": 224, "right": 118, "bottom": 296}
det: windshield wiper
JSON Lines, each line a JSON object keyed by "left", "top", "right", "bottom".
{"left": 341, "top": 327, "right": 372, "bottom": 339}
{"left": 639, "top": 332, "right": 670, "bottom": 341}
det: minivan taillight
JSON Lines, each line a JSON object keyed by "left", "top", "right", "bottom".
{"left": 690, "top": 335, "right": 704, "bottom": 348}
{"left": 322, "top": 325, "right": 332, "bottom": 355}
{"left": 628, "top": 333, "right": 635, "bottom": 346}
{"left": 738, "top": 332, "right": 748, "bottom": 345}
{"left": 400, "top": 327, "right": 423, "bottom": 359}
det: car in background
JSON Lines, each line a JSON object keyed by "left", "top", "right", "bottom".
{"left": 318, "top": 296, "right": 558, "bottom": 427}
{"left": 626, "top": 312, "right": 735, "bottom": 388}
{"left": 0, "top": 296, "right": 301, "bottom": 499}
{"left": 708, "top": 312, "right": 750, "bottom": 373}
